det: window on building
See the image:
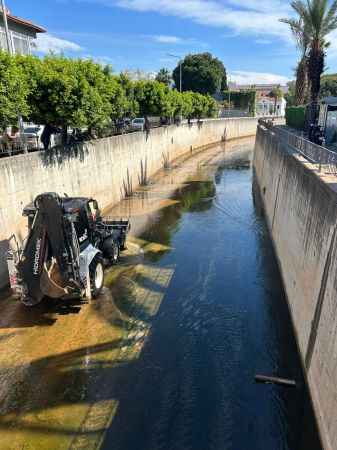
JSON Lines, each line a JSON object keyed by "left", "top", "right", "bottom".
{"left": 0, "top": 27, "right": 9, "bottom": 51}
{"left": 12, "top": 31, "right": 30, "bottom": 55}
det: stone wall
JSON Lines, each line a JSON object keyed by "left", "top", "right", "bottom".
{"left": 0, "top": 117, "right": 258, "bottom": 288}
{"left": 253, "top": 124, "right": 337, "bottom": 450}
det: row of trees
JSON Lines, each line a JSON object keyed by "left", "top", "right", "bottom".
{"left": 0, "top": 52, "right": 219, "bottom": 135}
{"left": 281, "top": 0, "right": 337, "bottom": 116}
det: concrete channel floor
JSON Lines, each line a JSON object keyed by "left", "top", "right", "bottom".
{"left": 0, "top": 137, "right": 255, "bottom": 450}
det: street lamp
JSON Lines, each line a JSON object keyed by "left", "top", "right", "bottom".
{"left": 1, "top": 0, "right": 27, "bottom": 153}
{"left": 167, "top": 53, "right": 182, "bottom": 93}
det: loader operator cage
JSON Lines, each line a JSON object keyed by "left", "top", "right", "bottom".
{"left": 22, "top": 197, "right": 100, "bottom": 247}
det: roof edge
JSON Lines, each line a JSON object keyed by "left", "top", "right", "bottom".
{"left": 6, "top": 13, "right": 46, "bottom": 33}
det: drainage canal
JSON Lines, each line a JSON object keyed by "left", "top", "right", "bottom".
{"left": 102, "top": 141, "right": 322, "bottom": 450}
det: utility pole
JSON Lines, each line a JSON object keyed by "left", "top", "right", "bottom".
{"left": 1, "top": 0, "right": 27, "bottom": 153}
{"left": 1, "top": 0, "right": 13, "bottom": 53}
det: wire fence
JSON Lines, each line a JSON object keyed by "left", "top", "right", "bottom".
{"left": 258, "top": 118, "right": 337, "bottom": 176}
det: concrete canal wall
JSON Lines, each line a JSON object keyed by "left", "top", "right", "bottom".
{"left": 254, "top": 124, "right": 337, "bottom": 450}
{"left": 0, "top": 117, "right": 258, "bottom": 289}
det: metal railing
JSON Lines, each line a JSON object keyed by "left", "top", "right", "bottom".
{"left": 258, "top": 119, "right": 337, "bottom": 176}
{"left": 0, "top": 137, "right": 39, "bottom": 157}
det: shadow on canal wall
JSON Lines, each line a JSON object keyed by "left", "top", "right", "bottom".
{"left": 253, "top": 123, "right": 337, "bottom": 450}
{"left": 0, "top": 118, "right": 258, "bottom": 289}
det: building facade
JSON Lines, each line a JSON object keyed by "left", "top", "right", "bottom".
{"left": 0, "top": 6, "right": 45, "bottom": 55}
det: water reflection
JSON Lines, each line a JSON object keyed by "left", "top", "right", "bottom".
{"left": 102, "top": 158, "right": 322, "bottom": 450}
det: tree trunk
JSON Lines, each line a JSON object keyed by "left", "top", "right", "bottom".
{"left": 308, "top": 45, "right": 324, "bottom": 104}
{"left": 308, "top": 41, "right": 325, "bottom": 126}
{"left": 295, "top": 56, "right": 308, "bottom": 105}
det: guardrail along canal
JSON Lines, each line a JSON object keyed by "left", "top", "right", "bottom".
{"left": 102, "top": 140, "right": 322, "bottom": 450}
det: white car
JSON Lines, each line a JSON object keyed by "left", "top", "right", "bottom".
{"left": 131, "top": 118, "right": 145, "bottom": 131}
{"left": 23, "top": 125, "right": 61, "bottom": 149}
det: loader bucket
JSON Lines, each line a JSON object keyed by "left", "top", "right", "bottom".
{"left": 40, "top": 260, "right": 69, "bottom": 299}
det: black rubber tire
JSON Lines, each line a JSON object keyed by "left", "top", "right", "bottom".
{"left": 22, "top": 296, "right": 42, "bottom": 307}
{"left": 111, "top": 242, "right": 120, "bottom": 265}
{"left": 89, "top": 255, "right": 104, "bottom": 298}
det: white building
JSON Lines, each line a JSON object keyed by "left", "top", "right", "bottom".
{"left": 0, "top": 6, "right": 45, "bottom": 55}
{"left": 256, "top": 97, "right": 287, "bottom": 117}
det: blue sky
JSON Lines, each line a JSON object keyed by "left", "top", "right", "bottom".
{"left": 10, "top": 0, "right": 337, "bottom": 85}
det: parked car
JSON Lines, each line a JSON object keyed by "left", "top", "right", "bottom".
{"left": 131, "top": 118, "right": 145, "bottom": 131}
{"left": 23, "top": 125, "right": 43, "bottom": 149}
{"left": 115, "top": 118, "right": 131, "bottom": 134}
{"left": 23, "top": 125, "right": 62, "bottom": 149}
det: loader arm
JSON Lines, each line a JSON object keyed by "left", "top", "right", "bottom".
{"left": 17, "top": 193, "right": 75, "bottom": 305}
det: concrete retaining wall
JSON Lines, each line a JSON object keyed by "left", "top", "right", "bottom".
{"left": 253, "top": 125, "right": 337, "bottom": 450}
{"left": 0, "top": 117, "right": 257, "bottom": 289}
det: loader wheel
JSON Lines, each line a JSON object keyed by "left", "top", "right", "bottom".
{"left": 111, "top": 242, "right": 120, "bottom": 265}
{"left": 89, "top": 255, "right": 104, "bottom": 298}
{"left": 22, "top": 296, "right": 42, "bottom": 307}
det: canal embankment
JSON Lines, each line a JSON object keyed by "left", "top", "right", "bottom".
{"left": 0, "top": 118, "right": 258, "bottom": 289}
{"left": 253, "top": 123, "right": 337, "bottom": 450}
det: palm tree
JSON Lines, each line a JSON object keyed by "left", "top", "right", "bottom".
{"left": 280, "top": 17, "right": 310, "bottom": 105}
{"left": 282, "top": 0, "right": 337, "bottom": 121}
{"left": 269, "top": 87, "right": 284, "bottom": 115}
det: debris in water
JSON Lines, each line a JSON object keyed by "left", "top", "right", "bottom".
{"left": 255, "top": 374, "right": 296, "bottom": 388}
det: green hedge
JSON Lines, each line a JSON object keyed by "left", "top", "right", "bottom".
{"left": 285, "top": 106, "right": 306, "bottom": 129}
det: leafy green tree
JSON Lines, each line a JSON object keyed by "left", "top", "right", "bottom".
{"left": 155, "top": 68, "right": 172, "bottom": 87}
{"left": 191, "top": 92, "right": 209, "bottom": 118}
{"left": 117, "top": 73, "right": 139, "bottom": 117}
{"left": 0, "top": 51, "right": 30, "bottom": 131}
{"left": 160, "top": 89, "right": 183, "bottom": 118}
{"left": 181, "top": 92, "right": 194, "bottom": 118}
{"left": 223, "top": 90, "right": 256, "bottom": 114}
{"left": 173, "top": 53, "right": 227, "bottom": 95}
{"left": 205, "top": 95, "right": 219, "bottom": 118}
{"left": 134, "top": 80, "right": 168, "bottom": 116}
{"left": 320, "top": 73, "right": 337, "bottom": 98}
{"left": 285, "top": 80, "right": 296, "bottom": 106}
{"left": 20, "top": 56, "right": 115, "bottom": 139}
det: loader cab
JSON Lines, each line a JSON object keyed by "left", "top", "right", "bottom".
{"left": 22, "top": 196, "right": 101, "bottom": 248}
{"left": 62, "top": 197, "right": 101, "bottom": 249}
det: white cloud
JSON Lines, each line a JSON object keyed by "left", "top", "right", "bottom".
{"left": 255, "top": 39, "right": 272, "bottom": 45}
{"left": 35, "top": 34, "right": 83, "bottom": 53}
{"left": 153, "top": 34, "right": 182, "bottom": 44}
{"left": 229, "top": 71, "right": 290, "bottom": 85}
{"left": 110, "top": 0, "right": 292, "bottom": 40}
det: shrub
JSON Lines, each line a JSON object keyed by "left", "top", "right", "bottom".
{"left": 285, "top": 106, "right": 306, "bottom": 129}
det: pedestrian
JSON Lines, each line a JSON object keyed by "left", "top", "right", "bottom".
{"left": 41, "top": 124, "right": 57, "bottom": 150}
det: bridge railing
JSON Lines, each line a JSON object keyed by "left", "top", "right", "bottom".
{"left": 258, "top": 118, "right": 337, "bottom": 176}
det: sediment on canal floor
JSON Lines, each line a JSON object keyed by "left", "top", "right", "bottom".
{"left": 0, "top": 118, "right": 258, "bottom": 289}
{"left": 253, "top": 124, "right": 337, "bottom": 450}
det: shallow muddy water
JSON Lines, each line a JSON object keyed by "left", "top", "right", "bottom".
{"left": 0, "top": 138, "right": 321, "bottom": 449}
{"left": 102, "top": 141, "right": 322, "bottom": 450}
